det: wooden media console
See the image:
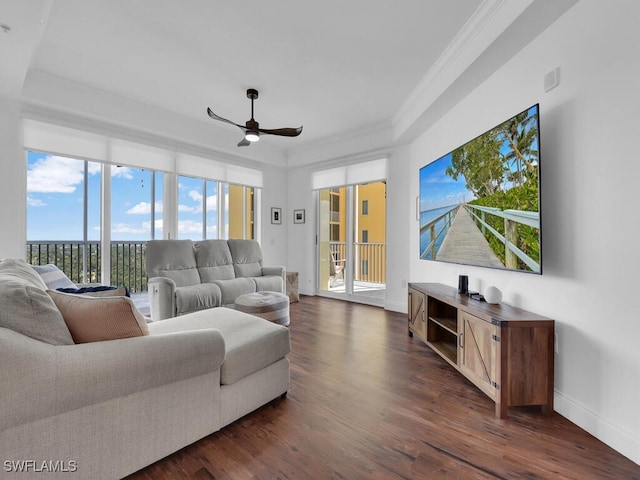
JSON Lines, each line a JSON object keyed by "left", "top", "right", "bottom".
{"left": 408, "top": 282, "right": 555, "bottom": 418}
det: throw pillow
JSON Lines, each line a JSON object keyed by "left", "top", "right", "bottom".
{"left": 31, "top": 264, "right": 76, "bottom": 290}
{"left": 56, "top": 285, "right": 128, "bottom": 297}
{"left": 47, "top": 290, "right": 149, "bottom": 344}
{"left": 0, "top": 269, "right": 74, "bottom": 345}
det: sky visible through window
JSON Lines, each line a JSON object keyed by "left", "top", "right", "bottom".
{"left": 26, "top": 152, "right": 231, "bottom": 242}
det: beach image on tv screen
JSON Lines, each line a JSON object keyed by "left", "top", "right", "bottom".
{"left": 419, "top": 104, "right": 541, "bottom": 273}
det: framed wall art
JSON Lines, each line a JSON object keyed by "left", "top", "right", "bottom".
{"left": 293, "top": 209, "right": 305, "bottom": 224}
{"left": 271, "top": 207, "right": 282, "bottom": 224}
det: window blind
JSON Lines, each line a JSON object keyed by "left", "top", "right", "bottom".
{"left": 311, "top": 158, "right": 387, "bottom": 190}
{"left": 23, "top": 119, "right": 263, "bottom": 187}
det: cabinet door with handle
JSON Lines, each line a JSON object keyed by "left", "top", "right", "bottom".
{"left": 408, "top": 287, "right": 426, "bottom": 340}
{"left": 458, "top": 311, "right": 499, "bottom": 400}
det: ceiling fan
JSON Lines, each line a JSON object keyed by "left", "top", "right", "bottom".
{"left": 207, "top": 89, "right": 303, "bottom": 147}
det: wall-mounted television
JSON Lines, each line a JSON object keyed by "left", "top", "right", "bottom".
{"left": 419, "top": 104, "right": 541, "bottom": 274}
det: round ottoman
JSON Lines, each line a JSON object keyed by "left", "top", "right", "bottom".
{"left": 234, "top": 291, "right": 290, "bottom": 326}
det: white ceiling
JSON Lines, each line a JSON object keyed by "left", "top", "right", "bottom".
{"left": 1, "top": 0, "right": 578, "bottom": 158}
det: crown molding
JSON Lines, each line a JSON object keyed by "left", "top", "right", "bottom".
{"left": 285, "top": 120, "right": 399, "bottom": 168}
{"left": 392, "top": 0, "right": 534, "bottom": 141}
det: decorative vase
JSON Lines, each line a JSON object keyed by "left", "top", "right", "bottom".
{"left": 484, "top": 286, "right": 502, "bottom": 304}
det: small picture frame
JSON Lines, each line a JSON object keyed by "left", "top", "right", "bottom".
{"left": 293, "top": 209, "right": 305, "bottom": 224}
{"left": 271, "top": 207, "right": 282, "bottom": 225}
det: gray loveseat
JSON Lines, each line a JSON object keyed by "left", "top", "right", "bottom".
{"left": 145, "top": 239, "right": 285, "bottom": 321}
{"left": 0, "top": 258, "right": 290, "bottom": 479}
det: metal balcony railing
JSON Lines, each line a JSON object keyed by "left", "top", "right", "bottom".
{"left": 26, "top": 241, "right": 148, "bottom": 292}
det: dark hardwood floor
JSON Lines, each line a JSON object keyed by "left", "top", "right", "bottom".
{"left": 126, "top": 296, "right": 640, "bottom": 480}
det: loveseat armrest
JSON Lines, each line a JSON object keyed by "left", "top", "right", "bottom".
{"left": 0, "top": 328, "right": 225, "bottom": 431}
{"left": 148, "top": 276, "right": 177, "bottom": 321}
{"left": 262, "top": 266, "right": 286, "bottom": 291}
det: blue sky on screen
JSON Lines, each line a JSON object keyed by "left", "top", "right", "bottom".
{"left": 419, "top": 152, "right": 474, "bottom": 213}
{"left": 26, "top": 151, "right": 220, "bottom": 241}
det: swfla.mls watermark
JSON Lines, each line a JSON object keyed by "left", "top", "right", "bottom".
{"left": 3, "top": 460, "right": 78, "bottom": 473}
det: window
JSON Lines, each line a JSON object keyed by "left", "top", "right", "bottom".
{"left": 361, "top": 230, "right": 369, "bottom": 243}
{"left": 112, "top": 167, "right": 163, "bottom": 241}
{"left": 178, "top": 176, "right": 255, "bottom": 240}
{"left": 111, "top": 167, "right": 163, "bottom": 291}
{"left": 26, "top": 152, "right": 101, "bottom": 283}
{"left": 178, "top": 176, "right": 205, "bottom": 240}
{"left": 23, "top": 120, "right": 262, "bottom": 291}
{"left": 361, "top": 259, "right": 369, "bottom": 276}
{"left": 362, "top": 200, "right": 369, "bottom": 215}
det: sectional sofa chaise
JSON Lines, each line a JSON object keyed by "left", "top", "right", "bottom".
{"left": 0, "top": 258, "right": 290, "bottom": 479}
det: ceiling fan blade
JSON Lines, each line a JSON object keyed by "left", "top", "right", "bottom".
{"left": 237, "top": 137, "right": 251, "bottom": 147}
{"left": 257, "top": 126, "right": 303, "bottom": 137}
{"left": 207, "top": 107, "right": 245, "bottom": 130}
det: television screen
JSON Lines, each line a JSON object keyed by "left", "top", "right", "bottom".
{"left": 419, "top": 104, "right": 541, "bottom": 274}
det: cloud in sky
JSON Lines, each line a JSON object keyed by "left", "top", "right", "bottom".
{"left": 98, "top": 219, "right": 164, "bottom": 236}
{"left": 111, "top": 223, "right": 148, "bottom": 235}
{"left": 27, "top": 156, "right": 135, "bottom": 194}
{"left": 112, "top": 166, "right": 133, "bottom": 179}
{"left": 179, "top": 190, "right": 219, "bottom": 214}
{"left": 178, "top": 219, "right": 203, "bottom": 233}
{"left": 27, "top": 196, "right": 46, "bottom": 207}
{"left": 27, "top": 156, "right": 87, "bottom": 193}
{"left": 126, "top": 201, "right": 163, "bottom": 215}
{"left": 178, "top": 204, "right": 196, "bottom": 213}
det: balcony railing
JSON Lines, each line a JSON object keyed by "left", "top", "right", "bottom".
{"left": 330, "top": 241, "right": 386, "bottom": 284}
{"left": 26, "top": 241, "right": 148, "bottom": 293}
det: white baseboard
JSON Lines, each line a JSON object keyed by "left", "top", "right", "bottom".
{"left": 555, "top": 390, "right": 640, "bottom": 466}
{"left": 298, "top": 287, "right": 316, "bottom": 297}
{"left": 384, "top": 299, "right": 407, "bottom": 313}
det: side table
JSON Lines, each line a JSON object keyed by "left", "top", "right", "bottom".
{"left": 286, "top": 272, "right": 299, "bottom": 303}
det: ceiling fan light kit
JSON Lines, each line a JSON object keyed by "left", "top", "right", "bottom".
{"left": 207, "top": 88, "right": 303, "bottom": 147}
{"left": 245, "top": 131, "right": 260, "bottom": 142}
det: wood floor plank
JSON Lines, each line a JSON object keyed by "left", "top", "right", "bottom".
{"left": 125, "top": 296, "right": 640, "bottom": 480}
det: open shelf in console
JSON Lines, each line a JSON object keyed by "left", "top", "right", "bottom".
{"left": 426, "top": 296, "right": 459, "bottom": 367}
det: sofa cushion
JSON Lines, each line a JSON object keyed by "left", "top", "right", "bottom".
{"left": 252, "top": 275, "right": 284, "bottom": 293}
{"left": 194, "top": 239, "right": 235, "bottom": 282}
{"left": 0, "top": 258, "right": 49, "bottom": 290}
{"left": 175, "top": 283, "right": 222, "bottom": 315}
{"left": 228, "top": 239, "right": 264, "bottom": 278}
{"left": 30, "top": 263, "right": 76, "bottom": 290}
{"left": 148, "top": 307, "right": 290, "bottom": 385}
{"left": 213, "top": 277, "right": 256, "bottom": 306}
{"left": 145, "top": 239, "right": 200, "bottom": 287}
{"left": 0, "top": 260, "right": 74, "bottom": 345}
{"left": 48, "top": 290, "right": 149, "bottom": 343}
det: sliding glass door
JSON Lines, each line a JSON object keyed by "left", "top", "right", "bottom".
{"left": 318, "top": 181, "right": 386, "bottom": 304}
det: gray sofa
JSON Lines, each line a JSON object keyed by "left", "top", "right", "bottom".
{"left": 146, "top": 239, "right": 285, "bottom": 321}
{"left": 0, "top": 259, "right": 290, "bottom": 479}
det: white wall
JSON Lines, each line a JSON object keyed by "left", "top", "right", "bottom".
{"left": 407, "top": 0, "right": 640, "bottom": 464}
{"left": 260, "top": 165, "right": 289, "bottom": 267}
{"left": 383, "top": 145, "right": 412, "bottom": 312}
{"left": 286, "top": 166, "right": 316, "bottom": 295}
{"left": 0, "top": 97, "right": 27, "bottom": 258}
